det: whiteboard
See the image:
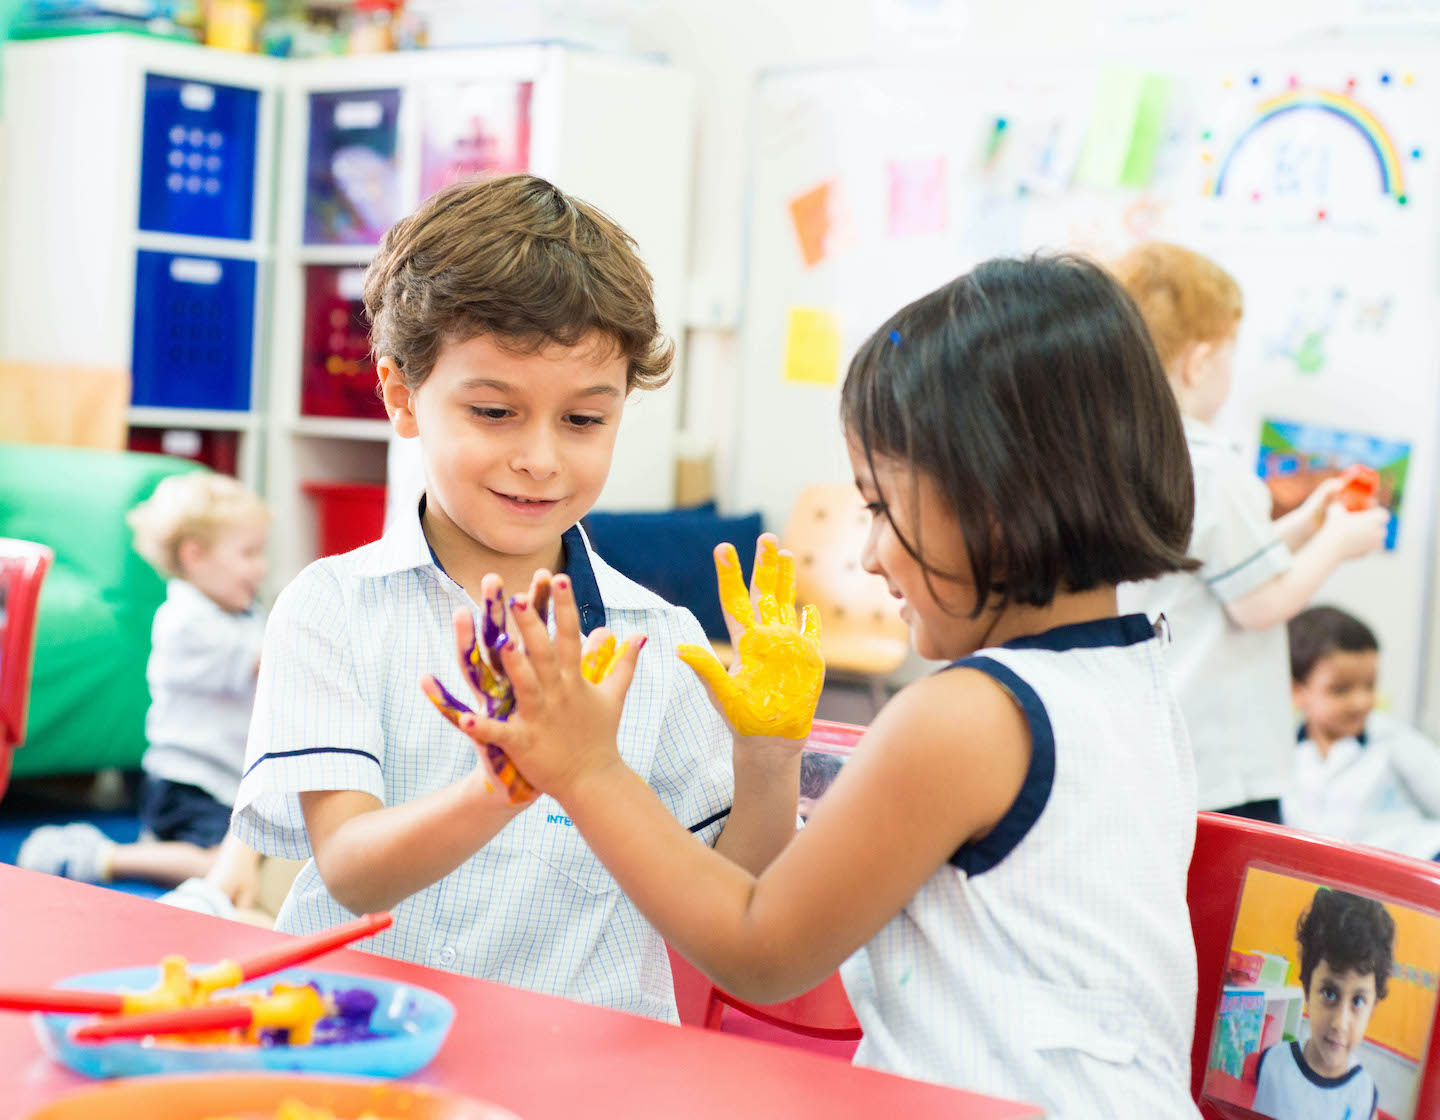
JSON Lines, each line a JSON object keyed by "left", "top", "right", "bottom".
{"left": 731, "top": 50, "right": 1440, "bottom": 723}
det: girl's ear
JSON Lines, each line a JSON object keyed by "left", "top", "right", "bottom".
{"left": 379, "top": 358, "right": 419, "bottom": 437}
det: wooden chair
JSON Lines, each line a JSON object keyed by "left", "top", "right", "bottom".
{"left": 0, "top": 539, "right": 54, "bottom": 801}
{"left": 1188, "top": 812, "right": 1440, "bottom": 1119}
{"left": 783, "top": 485, "right": 909, "bottom": 712}
{"left": 670, "top": 720, "right": 865, "bottom": 1057}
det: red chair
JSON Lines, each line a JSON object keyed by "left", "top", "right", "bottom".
{"left": 670, "top": 719, "right": 866, "bottom": 1057}
{"left": 1188, "top": 812, "right": 1440, "bottom": 1119}
{"left": 0, "top": 539, "right": 54, "bottom": 801}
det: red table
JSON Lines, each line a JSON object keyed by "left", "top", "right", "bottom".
{"left": 0, "top": 865, "right": 1041, "bottom": 1119}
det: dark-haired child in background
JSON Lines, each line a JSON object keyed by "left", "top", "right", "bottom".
{"left": 1283, "top": 606, "right": 1440, "bottom": 860}
{"left": 1253, "top": 887, "right": 1392, "bottom": 1120}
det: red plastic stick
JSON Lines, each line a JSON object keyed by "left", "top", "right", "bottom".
{"left": 72, "top": 1002, "right": 252, "bottom": 1041}
{"left": 1337, "top": 464, "right": 1381, "bottom": 511}
{"left": 0, "top": 988, "right": 125, "bottom": 1015}
{"left": 233, "top": 911, "right": 391, "bottom": 981}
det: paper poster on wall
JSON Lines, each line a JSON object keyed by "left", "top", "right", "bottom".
{"left": 1257, "top": 418, "right": 1409, "bottom": 549}
{"left": 783, "top": 307, "right": 841, "bottom": 385}
{"left": 1201, "top": 867, "right": 1440, "bottom": 1120}
{"left": 420, "top": 81, "right": 532, "bottom": 201}
{"left": 887, "top": 155, "right": 947, "bottom": 236}
{"left": 788, "top": 179, "right": 851, "bottom": 268}
{"left": 1196, "top": 68, "right": 1422, "bottom": 213}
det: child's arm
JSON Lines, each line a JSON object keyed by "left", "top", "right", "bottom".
{"left": 462, "top": 580, "right": 1027, "bottom": 1002}
{"left": 1224, "top": 502, "right": 1388, "bottom": 631}
{"left": 299, "top": 782, "right": 523, "bottom": 915}
{"left": 1270, "top": 477, "right": 1342, "bottom": 551}
{"left": 1387, "top": 721, "right": 1440, "bottom": 818}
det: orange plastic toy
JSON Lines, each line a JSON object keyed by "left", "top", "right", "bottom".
{"left": 1336, "top": 464, "right": 1381, "bottom": 511}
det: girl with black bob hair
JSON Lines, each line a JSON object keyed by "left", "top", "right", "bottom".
{"left": 456, "top": 255, "right": 1206, "bottom": 1115}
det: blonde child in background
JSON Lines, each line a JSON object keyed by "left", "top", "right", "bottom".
{"left": 19, "top": 472, "right": 266, "bottom": 912}
{"left": 450, "top": 256, "right": 1204, "bottom": 1114}
{"left": 1283, "top": 605, "right": 1440, "bottom": 860}
{"left": 1114, "top": 242, "right": 1388, "bottom": 822}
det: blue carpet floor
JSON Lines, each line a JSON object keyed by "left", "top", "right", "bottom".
{"left": 0, "top": 778, "right": 166, "bottom": 899}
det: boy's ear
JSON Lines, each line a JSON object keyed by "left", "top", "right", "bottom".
{"left": 1172, "top": 341, "right": 1211, "bottom": 390}
{"left": 378, "top": 358, "right": 419, "bottom": 438}
{"left": 176, "top": 536, "right": 208, "bottom": 577}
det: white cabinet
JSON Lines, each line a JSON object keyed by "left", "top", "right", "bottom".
{"left": 0, "top": 35, "right": 280, "bottom": 486}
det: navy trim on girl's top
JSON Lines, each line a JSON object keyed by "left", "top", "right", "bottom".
{"left": 1296, "top": 724, "right": 1369, "bottom": 748}
{"left": 944, "top": 655, "right": 1055, "bottom": 876}
{"left": 1000, "top": 612, "right": 1156, "bottom": 652}
{"left": 242, "top": 746, "right": 381, "bottom": 780}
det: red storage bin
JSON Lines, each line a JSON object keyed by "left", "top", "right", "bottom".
{"left": 302, "top": 480, "right": 386, "bottom": 558}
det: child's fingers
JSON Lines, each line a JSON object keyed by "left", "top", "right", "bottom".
{"left": 420, "top": 673, "right": 473, "bottom": 730}
{"left": 752, "top": 534, "right": 780, "bottom": 626}
{"left": 713, "top": 542, "right": 755, "bottom": 637}
{"left": 480, "top": 580, "right": 509, "bottom": 662}
{"left": 776, "top": 547, "right": 798, "bottom": 628}
{"left": 677, "top": 642, "right": 740, "bottom": 710}
{"left": 580, "top": 630, "right": 618, "bottom": 684}
{"left": 507, "top": 592, "right": 558, "bottom": 684}
{"left": 497, "top": 626, "right": 544, "bottom": 711}
{"left": 457, "top": 709, "right": 518, "bottom": 753}
{"left": 597, "top": 635, "right": 647, "bottom": 701}
{"left": 528, "top": 569, "right": 553, "bottom": 628}
{"left": 550, "top": 574, "right": 584, "bottom": 674}
{"left": 800, "top": 603, "right": 822, "bottom": 643}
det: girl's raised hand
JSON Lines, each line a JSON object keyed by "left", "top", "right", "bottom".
{"left": 677, "top": 534, "right": 824, "bottom": 740}
{"left": 449, "top": 575, "right": 646, "bottom": 801}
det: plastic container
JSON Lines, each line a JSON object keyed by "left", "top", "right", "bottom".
{"left": 303, "top": 480, "right": 387, "bottom": 558}
{"left": 36, "top": 966, "right": 454, "bottom": 1079}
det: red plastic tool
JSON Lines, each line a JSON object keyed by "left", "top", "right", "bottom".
{"left": 1336, "top": 463, "right": 1381, "bottom": 511}
{"left": 0, "top": 911, "right": 391, "bottom": 1016}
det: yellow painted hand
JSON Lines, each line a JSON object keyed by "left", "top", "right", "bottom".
{"left": 677, "top": 535, "right": 824, "bottom": 739}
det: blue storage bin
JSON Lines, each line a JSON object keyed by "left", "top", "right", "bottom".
{"left": 131, "top": 251, "right": 256, "bottom": 412}
{"left": 139, "top": 73, "right": 259, "bottom": 241}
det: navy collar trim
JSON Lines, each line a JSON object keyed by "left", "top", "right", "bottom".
{"left": 1000, "top": 613, "right": 1156, "bottom": 653}
{"left": 420, "top": 498, "right": 607, "bottom": 633}
{"left": 1290, "top": 1040, "right": 1365, "bottom": 1088}
{"left": 1296, "top": 724, "right": 1368, "bottom": 748}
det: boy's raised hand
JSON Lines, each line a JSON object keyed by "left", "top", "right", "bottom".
{"left": 421, "top": 573, "right": 534, "bottom": 804}
{"left": 445, "top": 575, "right": 644, "bottom": 801}
{"left": 677, "top": 534, "right": 824, "bottom": 740}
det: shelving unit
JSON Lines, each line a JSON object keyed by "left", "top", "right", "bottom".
{"left": 0, "top": 36, "right": 281, "bottom": 489}
{"left": 0, "top": 37, "right": 695, "bottom": 592}
{"left": 265, "top": 46, "right": 695, "bottom": 585}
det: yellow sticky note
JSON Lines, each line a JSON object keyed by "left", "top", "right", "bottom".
{"left": 783, "top": 308, "right": 841, "bottom": 386}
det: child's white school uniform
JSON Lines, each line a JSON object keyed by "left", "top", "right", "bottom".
{"left": 232, "top": 504, "right": 733, "bottom": 1022}
{"left": 142, "top": 579, "right": 266, "bottom": 807}
{"left": 1283, "top": 711, "right": 1440, "bottom": 860}
{"left": 841, "top": 615, "right": 1200, "bottom": 1116}
{"left": 1253, "top": 1040, "right": 1377, "bottom": 1120}
{"left": 1119, "top": 416, "right": 1293, "bottom": 811}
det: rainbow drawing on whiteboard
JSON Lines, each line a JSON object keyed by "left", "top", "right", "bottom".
{"left": 1207, "top": 89, "right": 1406, "bottom": 200}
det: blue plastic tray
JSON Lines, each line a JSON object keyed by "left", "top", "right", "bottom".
{"left": 34, "top": 965, "right": 454, "bottom": 1080}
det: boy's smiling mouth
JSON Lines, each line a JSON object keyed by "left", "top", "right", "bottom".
{"left": 491, "top": 489, "right": 561, "bottom": 513}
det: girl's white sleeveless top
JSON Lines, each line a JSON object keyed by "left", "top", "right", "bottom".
{"left": 840, "top": 614, "right": 1203, "bottom": 1118}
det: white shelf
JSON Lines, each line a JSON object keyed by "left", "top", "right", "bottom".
{"left": 289, "top": 416, "right": 393, "bottom": 441}
{"left": 129, "top": 406, "right": 262, "bottom": 430}
{"left": 134, "top": 231, "right": 272, "bottom": 260}
{"left": 295, "top": 245, "right": 378, "bottom": 266}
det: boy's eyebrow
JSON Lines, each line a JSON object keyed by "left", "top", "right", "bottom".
{"left": 457, "top": 377, "right": 622, "bottom": 399}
